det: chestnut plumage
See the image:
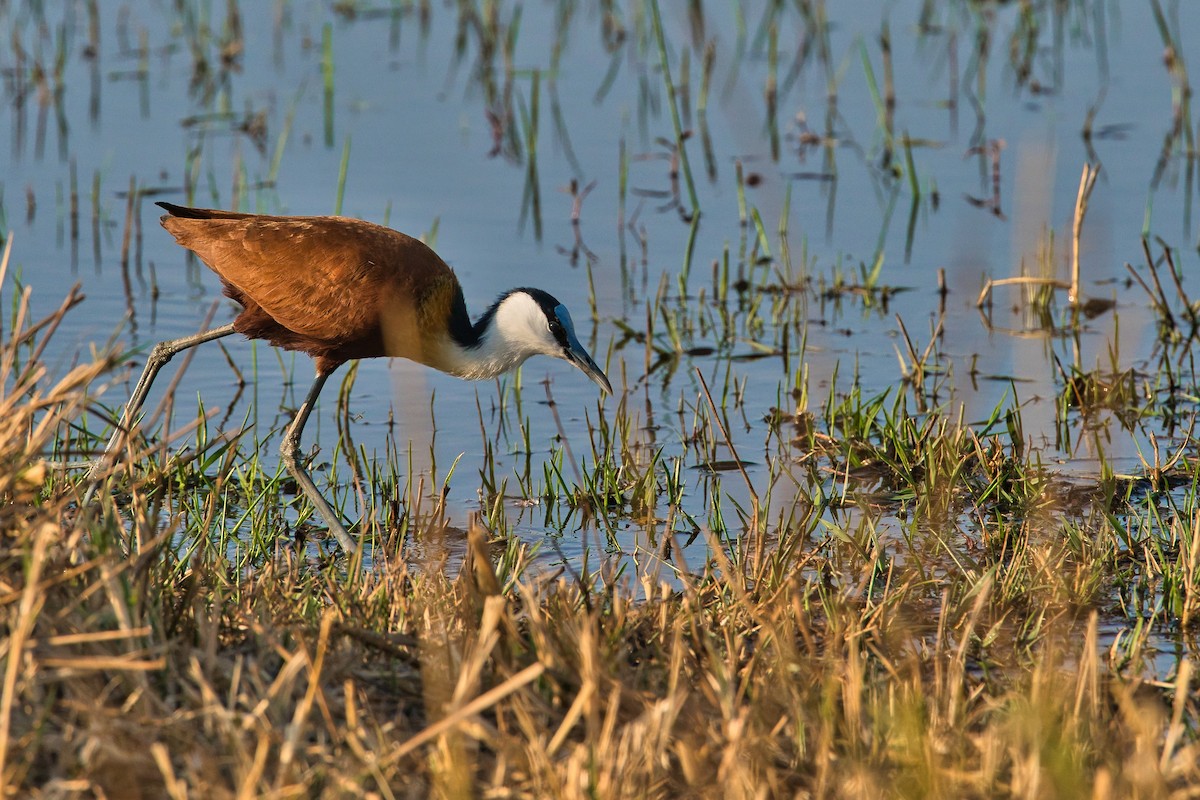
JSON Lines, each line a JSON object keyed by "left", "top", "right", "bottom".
{"left": 87, "top": 202, "right": 611, "bottom": 554}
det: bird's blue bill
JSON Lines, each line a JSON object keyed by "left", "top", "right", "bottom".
{"left": 555, "top": 304, "right": 613, "bottom": 395}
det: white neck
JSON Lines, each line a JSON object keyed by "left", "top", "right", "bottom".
{"left": 431, "top": 291, "right": 562, "bottom": 380}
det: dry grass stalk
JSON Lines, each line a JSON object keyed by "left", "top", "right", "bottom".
{"left": 1070, "top": 162, "right": 1100, "bottom": 304}
{"left": 976, "top": 161, "right": 1100, "bottom": 312}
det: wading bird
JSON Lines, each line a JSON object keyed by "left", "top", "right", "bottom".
{"left": 88, "top": 202, "right": 612, "bottom": 554}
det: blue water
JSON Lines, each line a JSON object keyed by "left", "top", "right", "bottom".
{"left": 2, "top": 2, "right": 1197, "bottom": 672}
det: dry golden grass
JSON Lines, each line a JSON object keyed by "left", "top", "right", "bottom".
{"left": 2, "top": 293, "right": 1198, "bottom": 799}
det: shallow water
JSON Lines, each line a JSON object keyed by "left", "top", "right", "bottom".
{"left": 3, "top": 2, "right": 1198, "bottom": 672}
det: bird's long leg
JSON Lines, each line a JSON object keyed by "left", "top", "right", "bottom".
{"left": 279, "top": 369, "right": 359, "bottom": 554}
{"left": 84, "top": 323, "right": 239, "bottom": 498}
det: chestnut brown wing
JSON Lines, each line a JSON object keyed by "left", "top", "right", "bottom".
{"left": 161, "top": 213, "right": 455, "bottom": 349}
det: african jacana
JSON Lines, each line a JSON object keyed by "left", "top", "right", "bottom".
{"left": 88, "top": 202, "right": 612, "bottom": 554}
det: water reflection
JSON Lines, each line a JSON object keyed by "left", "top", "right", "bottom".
{"left": 3, "top": 0, "right": 1198, "bottom": 684}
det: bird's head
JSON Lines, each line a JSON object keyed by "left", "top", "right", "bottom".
{"left": 483, "top": 288, "right": 612, "bottom": 394}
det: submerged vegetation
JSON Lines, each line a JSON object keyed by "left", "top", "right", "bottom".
{"left": 3, "top": 0, "right": 1200, "bottom": 797}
